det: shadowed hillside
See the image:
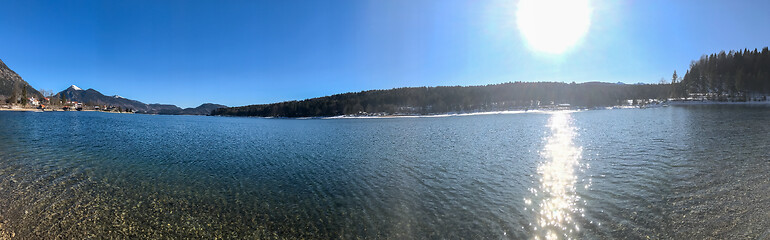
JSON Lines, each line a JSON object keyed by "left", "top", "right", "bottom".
{"left": 0, "top": 59, "right": 44, "bottom": 103}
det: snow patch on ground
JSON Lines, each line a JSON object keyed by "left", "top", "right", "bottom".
{"left": 320, "top": 109, "right": 585, "bottom": 119}
{"left": 668, "top": 100, "right": 770, "bottom": 105}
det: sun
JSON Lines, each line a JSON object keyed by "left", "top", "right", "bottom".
{"left": 516, "top": 0, "right": 592, "bottom": 54}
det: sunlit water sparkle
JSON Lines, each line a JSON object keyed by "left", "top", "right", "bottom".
{"left": 527, "top": 112, "right": 588, "bottom": 240}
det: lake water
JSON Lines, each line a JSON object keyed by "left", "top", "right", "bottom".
{"left": 0, "top": 105, "right": 769, "bottom": 239}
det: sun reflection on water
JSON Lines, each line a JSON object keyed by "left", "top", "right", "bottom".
{"left": 525, "top": 112, "right": 586, "bottom": 240}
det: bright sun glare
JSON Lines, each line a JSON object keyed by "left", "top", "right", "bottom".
{"left": 516, "top": 0, "right": 592, "bottom": 54}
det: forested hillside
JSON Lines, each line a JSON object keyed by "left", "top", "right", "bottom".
{"left": 682, "top": 47, "right": 770, "bottom": 96}
{"left": 215, "top": 47, "right": 770, "bottom": 118}
{"left": 213, "top": 82, "right": 672, "bottom": 117}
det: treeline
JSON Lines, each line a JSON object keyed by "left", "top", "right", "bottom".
{"left": 682, "top": 47, "right": 770, "bottom": 97}
{"left": 214, "top": 47, "right": 770, "bottom": 117}
{"left": 212, "top": 82, "right": 672, "bottom": 117}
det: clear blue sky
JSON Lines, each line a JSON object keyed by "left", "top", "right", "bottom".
{"left": 1, "top": 0, "right": 768, "bottom": 108}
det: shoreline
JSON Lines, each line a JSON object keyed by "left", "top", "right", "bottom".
{"left": 320, "top": 101, "right": 769, "bottom": 119}
{"left": 0, "top": 108, "right": 133, "bottom": 113}
{"left": 320, "top": 109, "right": 557, "bottom": 119}
{"left": 668, "top": 100, "right": 770, "bottom": 105}
{"left": 3, "top": 100, "right": 768, "bottom": 118}
{"left": 0, "top": 108, "right": 43, "bottom": 112}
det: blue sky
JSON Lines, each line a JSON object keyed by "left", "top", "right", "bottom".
{"left": 1, "top": 0, "right": 768, "bottom": 108}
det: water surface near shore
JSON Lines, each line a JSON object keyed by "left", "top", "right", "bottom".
{"left": 0, "top": 105, "right": 768, "bottom": 239}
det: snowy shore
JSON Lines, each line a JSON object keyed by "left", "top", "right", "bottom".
{"left": 668, "top": 100, "right": 770, "bottom": 105}
{"left": 321, "top": 100, "right": 769, "bottom": 119}
{"left": 321, "top": 109, "right": 586, "bottom": 119}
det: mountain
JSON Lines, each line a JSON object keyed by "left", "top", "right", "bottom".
{"left": 56, "top": 85, "right": 152, "bottom": 111}
{"left": 0, "top": 59, "right": 44, "bottom": 103}
{"left": 54, "top": 86, "right": 225, "bottom": 115}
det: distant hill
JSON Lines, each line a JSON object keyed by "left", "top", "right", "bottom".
{"left": 143, "top": 103, "right": 226, "bottom": 115}
{"left": 212, "top": 82, "right": 673, "bottom": 117}
{"left": 55, "top": 85, "right": 225, "bottom": 115}
{"left": 180, "top": 103, "right": 227, "bottom": 115}
{"left": 0, "top": 59, "right": 44, "bottom": 103}
{"left": 147, "top": 103, "right": 182, "bottom": 114}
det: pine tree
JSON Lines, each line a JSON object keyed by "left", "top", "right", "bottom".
{"left": 672, "top": 71, "right": 678, "bottom": 84}
{"left": 21, "top": 87, "right": 28, "bottom": 105}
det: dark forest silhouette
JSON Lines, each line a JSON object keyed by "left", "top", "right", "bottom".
{"left": 214, "top": 47, "right": 767, "bottom": 117}
{"left": 212, "top": 82, "right": 672, "bottom": 117}
{"left": 214, "top": 48, "right": 770, "bottom": 117}
{"left": 681, "top": 47, "right": 770, "bottom": 99}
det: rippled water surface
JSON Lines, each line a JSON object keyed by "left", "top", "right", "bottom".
{"left": 0, "top": 105, "right": 769, "bottom": 239}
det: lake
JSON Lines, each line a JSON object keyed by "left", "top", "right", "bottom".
{"left": 0, "top": 105, "right": 769, "bottom": 239}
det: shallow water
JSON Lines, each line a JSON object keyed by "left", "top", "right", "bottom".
{"left": 0, "top": 105, "right": 768, "bottom": 239}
